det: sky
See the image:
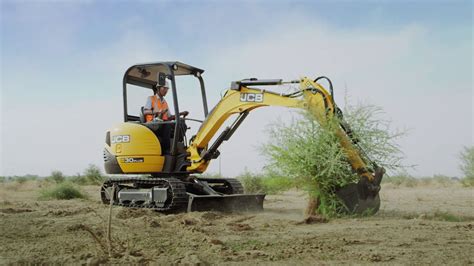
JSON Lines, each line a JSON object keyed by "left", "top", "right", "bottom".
{"left": 0, "top": 0, "right": 472, "bottom": 178}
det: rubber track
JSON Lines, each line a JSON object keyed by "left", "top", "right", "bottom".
{"left": 224, "top": 178, "right": 244, "bottom": 194}
{"left": 195, "top": 177, "right": 244, "bottom": 194}
{"left": 101, "top": 177, "right": 188, "bottom": 211}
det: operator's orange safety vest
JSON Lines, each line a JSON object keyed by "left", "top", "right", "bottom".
{"left": 145, "top": 95, "right": 169, "bottom": 122}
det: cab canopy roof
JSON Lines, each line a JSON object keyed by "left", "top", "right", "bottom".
{"left": 124, "top": 61, "right": 205, "bottom": 88}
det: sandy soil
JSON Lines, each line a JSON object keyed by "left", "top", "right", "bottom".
{"left": 0, "top": 181, "right": 473, "bottom": 265}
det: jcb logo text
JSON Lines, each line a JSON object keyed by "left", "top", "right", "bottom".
{"left": 112, "top": 135, "right": 130, "bottom": 144}
{"left": 240, "top": 93, "right": 263, "bottom": 102}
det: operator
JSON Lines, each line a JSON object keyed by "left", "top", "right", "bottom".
{"left": 144, "top": 81, "right": 189, "bottom": 122}
{"left": 143, "top": 81, "right": 189, "bottom": 154}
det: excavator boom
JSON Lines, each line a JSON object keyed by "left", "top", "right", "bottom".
{"left": 185, "top": 77, "right": 384, "bottom": 214}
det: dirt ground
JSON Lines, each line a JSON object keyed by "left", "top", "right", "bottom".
{"left": 1, "top": 181, "right": 473, "bottom": 265}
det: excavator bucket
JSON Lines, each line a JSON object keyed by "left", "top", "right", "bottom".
{"left": 187, "top": 193, "right": 266, "bottom": 212}
{"left": 335, "top": 167, "right": 385, "bottom": 215}
{"left": 335, "top": 183, "right": 380, "bottom": 215}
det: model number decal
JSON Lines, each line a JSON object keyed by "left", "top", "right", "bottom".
{"left": 112, "top": 135, "right": 130, "bottom": 144}
{"left": 240, "top": 93, "right": 263, "bottom": 102}
{"left": 121, "top": 157, "right": 144, "bottom": 163}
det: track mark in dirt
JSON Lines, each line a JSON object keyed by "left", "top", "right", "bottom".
{"left": 454, "top": 224, "right": 473, "bottom": 230}
{"left": 45, "top": 207, "right": 94, "bottom": 217}
{"left": 200, "top": 211, "right": 223, "bottom": 221}
{"left": 295, "top": 215, "right": 328, "bottom": 225}
{"left": 360, "top": 253, "right": 395, "bottom": 262}
{"left": 229, "top": 223, "right": 253, "bottom": 231}
{"left": 228, "top": 215, "right": 255, "bottom": 224}
{"left": 342, "top": 238, "right": 382, "bottom": 245}
{"left": 241, "top": 250, "right": 269, "bottom": 259}
{"left": 395, "top": 242, "right": 412, "bottom": 247}
{"left": 209, "top": 239, "right": 224, "bottom": 245}
{"left": 182, "top": 218, "right": 199, "bottom": 226}
{"left": 0, "top": 208, "right": 33, "bottom": 214}
{"left": 174, "top": 252, "right": 207, "bottom": 265}
{"left": 148, "top": 219, "right": 161, "bottom": 228}
{"left": 115, "top": 208, "right": 150, "bottom": 219}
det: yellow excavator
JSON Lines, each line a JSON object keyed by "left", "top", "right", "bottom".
{"left": 101, "top": 61, "right": 384, "bottom": 213}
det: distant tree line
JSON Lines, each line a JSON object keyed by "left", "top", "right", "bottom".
{"left": 0, "top": 164, "right": 106, "bottom": 185}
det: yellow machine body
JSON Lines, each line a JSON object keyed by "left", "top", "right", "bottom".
{"left": 105, "top": 123, "right": 165, "bottom": 174}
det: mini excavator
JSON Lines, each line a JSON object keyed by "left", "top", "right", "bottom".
{"left": 101, "top": 61, "right": 384, "bottom": 213}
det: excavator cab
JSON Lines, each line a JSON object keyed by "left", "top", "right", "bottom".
{"left": 104, "top": 62, "right": 206, "bottom": 174}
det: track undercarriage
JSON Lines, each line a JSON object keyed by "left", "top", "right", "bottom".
{"left": 100, "top": 176, "right": 265, "bottom": 213}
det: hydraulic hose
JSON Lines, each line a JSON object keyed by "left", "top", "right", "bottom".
{"left": 314, "top": 76, "right": 335, "bottom": 108}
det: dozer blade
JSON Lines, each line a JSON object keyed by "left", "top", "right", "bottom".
{"left": 187, "top": 193, "right": 266, "bottom": 212}
{"left": 335, "top": 183, "right": 380, "bottom": 215}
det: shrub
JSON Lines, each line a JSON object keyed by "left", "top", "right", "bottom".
{"left": 24, "top": 174, "right": 39, "bottom": 181}
{"left": 14, "top": 176, "right": 29, "bottom": 184}
{"left": 238, "top": 171, "right": 266, "bottom": 194}
{"left": 83, "top": 164, "right": 105, "bottom": 185}
{"left": 382, "top": 174, "right": 417, "bottom": 187}
{"left": 0, "top": 176, "right": 5, "bottom": 183}
{"left": 39, "top": 182, "right": 87, "bottom": 200}
{"left": 69, "top": 174, "right": 87, "bottom": 185}
{"left": 49, "top": 170, "right": 65, "bottom": 183}
{"left": 459, "top": 146, "right": 474, "bottom": 187}
{"left": 238, "top": 171, "right": 294, "bottom": 194}
{"left": 432, "top": 174, "right": 453, "bottom": 186}
{"left": 262, "top": 174, "right": 294, "bottom": 194}
{"left": 261, "top": 102, "right": 407, "bottom": 217}
{"left": 200, "top": 172, "right": 226, "bottom": 179}
{"left": 461, "top": 177, "right": 474, "bottom": 187}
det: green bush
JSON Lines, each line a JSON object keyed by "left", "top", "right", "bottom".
{"left": 238, "top": 172, "right": 266, "bottom": 194}
{"left": 237, "top": 171, "right": 295, "bottom": 194}
{"left": 432, "top": 174, "right": 453, "bottom": 186}
{"left": 382, "top": 174, "right": 417, "bottom": 187}
{"left": 25, "top": 174, "right": 39, "bottom": 181}
{"left": 238, "top": 171, "right": 294, "bottom": 194}
{"left": 459, "top": 146, "right": 474, "bottom": 187}
{"left": 49, "top": 170, "right": 65, "bottom": 183}
{"left": 83, "top": 164, "right": 105, "bottom": 185}
{"left": 261, "top": 171, "right": 295, "bottom": 194}
{"left": 200, "top": 172, "right": 226, "bottom": 179}
{"left": 261, "top": 102, "right": 407, "bottom": 217}
{"left": 14, "top": 176, "right": 29, "bottom": 184}
{"left": 459, "top": 146, "right": 474, "bottom": 176}
{"left": 0, "top": 176, "right": 5, "bottom": 183}
{"left": 68, "top": 173, "right": 90, "bottom": 185}
{"left": 64, "top": 165, "right": 107, "bottom": 185}
{"left": 39, "top": 182, "right": 87, "bottom": 200}
{"left": 461, "top": 176, "right": 474, "bottom": 187}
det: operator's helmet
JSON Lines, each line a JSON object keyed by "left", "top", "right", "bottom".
{"left": 154, "top": 80, "right": 170, "bottom": 94}
{"left": 156, "top": 80, "right": 170, "bottom": 89}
